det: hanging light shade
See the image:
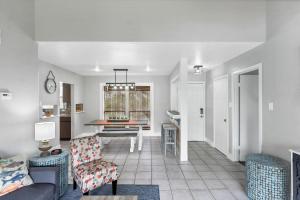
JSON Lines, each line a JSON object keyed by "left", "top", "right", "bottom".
{"left": 106, "top": 69, "right": 135, "bottom": 90}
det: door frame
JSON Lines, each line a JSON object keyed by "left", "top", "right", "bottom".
{"left": 58, "top": 82, "right": 75, "bottom": 140}
{"left": 231, "top": 63, "right": 263, "bottom": 161}
{"left": 213, "top": 75, "right": 229, "bottom": 156}
{"left": 186, "top": 81, "right": 206, "bottom": 141}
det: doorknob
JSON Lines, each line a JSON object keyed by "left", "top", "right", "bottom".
{"left": 224, "top": 118, "right": 227, "bottom": 123}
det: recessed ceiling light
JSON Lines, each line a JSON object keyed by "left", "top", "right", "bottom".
{"left": 145, "top": 65, "right": 151, "bottom": 72}
{"left": 94, "top": 65, "right": 101, "bottom": 72}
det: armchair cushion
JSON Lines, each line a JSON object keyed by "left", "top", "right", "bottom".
{"left": 29, "top": 167, "right": 59, "bottom": 200}
{"left": 0, "top": 167, "right": 58, "bottom": 200}
{"left": 73, "top": 159, "right": 118, "bottom": 193}
{"left": 70, "top": 135, "right": 103, "bottom": 168}
{"left": 0, "top": 183, "right": 55, "bottom": 200}
{"left": 29, "top": 167, "right": 58, "bottom": 185}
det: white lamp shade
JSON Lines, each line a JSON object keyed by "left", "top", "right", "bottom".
{"left": 35, "top": 122, "right": 55, "bottom": 141}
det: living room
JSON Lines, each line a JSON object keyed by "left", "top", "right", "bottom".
{"left": 1, "top": 0, "right": 300, "bottom": 200}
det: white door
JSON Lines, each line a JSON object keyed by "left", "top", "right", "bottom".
{"left": 239, "top": 75, "right": 259, "bottom": 161}
{"left": 213, "top": 77, "right": 228, "bottom": 155}
{"left": 187, "top": 83, "right": 205, "bottom": 141}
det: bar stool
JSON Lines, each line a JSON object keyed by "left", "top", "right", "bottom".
{"left": 161, "top": 123, "right": 177, "bottom": 156}
{"left": 161, "top": 123, "right": 172, "bottom": 150}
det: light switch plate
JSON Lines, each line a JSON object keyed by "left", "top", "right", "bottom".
{"left": 268, "top": 102, "right": 274, "bottom": 111}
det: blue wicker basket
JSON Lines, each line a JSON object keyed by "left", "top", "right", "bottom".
{"left": 246, "top": 154, "right": 290, "bottom": 200}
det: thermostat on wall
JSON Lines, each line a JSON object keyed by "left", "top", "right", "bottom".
{"left": 0, "top": 89, "right": 12, "bottom": 100}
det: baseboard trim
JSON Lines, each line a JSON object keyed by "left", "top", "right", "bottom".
{"left": 205, "top": 137, "right": 236, "bottom": 161}
{"left": 227, "top": 153, "right": 235, "bottom": 161}
{"left": 205, "top": 137, "right": 214, "bottom": 147}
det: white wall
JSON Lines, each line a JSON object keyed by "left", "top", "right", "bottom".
{"left": 206, "top": 1, "right": 300, "bottom": 161}
{"left": 83, "top": 75, "right": 170, "bottom": 136}
{"left": 0, "top": 0, "right": 39, "bottom": 157}
{"left": 38, "top": 61, "right": 85, "bottom": 145}
{"left": 262, "top": 1, "right": 300, "bottom": 161}
{"left": 206, "top": 45, "right": 264, "bottom": 156}
{"left": 35, "top": 0, "right": 266, "bottom": 42}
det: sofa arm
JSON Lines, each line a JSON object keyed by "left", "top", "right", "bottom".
{"left": 29, "top": 167, "right": 59, "bottom": 200}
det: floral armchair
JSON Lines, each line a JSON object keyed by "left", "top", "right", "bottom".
{"left": 70, "top": 135, "right": 118, "bottom": 195}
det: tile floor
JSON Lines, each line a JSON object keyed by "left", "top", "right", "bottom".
{"left": 62, "top": 137, "right": 247, "bottom": 200}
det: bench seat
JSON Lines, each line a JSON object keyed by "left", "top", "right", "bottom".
{"left": 102, "top": 127, "right": 139, "bottom": 132}
{"left": 97, "top": 132, "right": 138, "bottom": 137}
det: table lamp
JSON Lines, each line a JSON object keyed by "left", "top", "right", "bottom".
{"left": 35, "top": 122, "right": 55, "bottom": 157}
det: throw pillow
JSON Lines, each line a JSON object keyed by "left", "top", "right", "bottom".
{"left": 0, "top": 155, "right": 33, "bottom": 196}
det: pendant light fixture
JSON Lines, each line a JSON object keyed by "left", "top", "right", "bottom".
{"left": 194, "top": 65, "right": 204, "bottom": 75}
{"left": 106, "top": 69, "right": 135, "bottom": 90}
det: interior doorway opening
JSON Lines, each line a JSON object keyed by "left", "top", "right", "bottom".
{"left": 232, "top": 64, "right": 262, "bottom": 162}
{"left": 59, "top": 82, "right": 74, "bottom": 141}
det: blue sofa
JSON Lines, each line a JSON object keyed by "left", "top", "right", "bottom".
{"left": 0, "top": 167, "right": 59, "bottom": 200}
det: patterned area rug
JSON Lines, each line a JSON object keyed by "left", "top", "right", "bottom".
{"left": 60, "top": 184, "right": 160, "bottom": 200}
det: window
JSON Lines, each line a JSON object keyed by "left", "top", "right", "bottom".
{"left": 103, "top": 85, "right": 151, "bottom": 130}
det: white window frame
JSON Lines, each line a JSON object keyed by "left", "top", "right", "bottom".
{"left": 99, "top": 82, "right": 154, "bottom": 135}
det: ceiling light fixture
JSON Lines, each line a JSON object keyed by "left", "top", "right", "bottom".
{"left": 194, "top": 65, "right": 203, "bottom": 75}
{"left": 106, "top": 69, "right": 135, "bottom": 90}
{"left": 146, "top": 64, "right": 151, "bottom": 72}
{"left": 94, "top": 65, "right": 101, "bottom": 72}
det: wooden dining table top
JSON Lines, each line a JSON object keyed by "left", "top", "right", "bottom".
{"left": 85, "top": 120, "right": 148, "bottom": 126}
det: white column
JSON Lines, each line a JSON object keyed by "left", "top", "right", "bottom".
{"left": 130, "top": 137, "right": 135, "bottom": 152}
{"left": 138, "top": 125, "right": 143, "bottom": 151}
{"left": 178, "top": 58, "right": 189, "bottom": 161}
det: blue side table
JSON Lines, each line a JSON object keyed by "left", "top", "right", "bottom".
{"left": 29, "top": 150, "right": 69, "bottom": 197}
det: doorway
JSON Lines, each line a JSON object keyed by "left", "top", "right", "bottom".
{"left": 170, "top": 76, "right": 179, "bottom": 111}
{"left": 59, "top": 82, "right": 73, "bottom": 141}
{"left": 187, "top": 82, "right": 205, "bottom": 141}
{"left": 232, "top": 64, "right": 262, "bottom": 162}
{"left": 213, "top": 75, "right": 229, "bottom": 156}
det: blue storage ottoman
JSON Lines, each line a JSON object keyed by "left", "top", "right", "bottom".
{"left": 246, "top": 154, "right": 290, "bottom": 200}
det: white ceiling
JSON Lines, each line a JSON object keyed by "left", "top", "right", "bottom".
{"left": 38, "top": 42, "right": 262, "bottom": 76}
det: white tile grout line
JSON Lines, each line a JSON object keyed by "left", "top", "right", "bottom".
{"left": 190, "top": 145, "right": 218, "bottom": 200}
{"left": 190, "top": 142, "right": 241, "bottom": 200}
{"left": 76, "top": 137, "right": 245, "bottom": 199}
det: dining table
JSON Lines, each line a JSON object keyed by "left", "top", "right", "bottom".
{"left": 85, "top": 120, "right": 148, "bottom": 152}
